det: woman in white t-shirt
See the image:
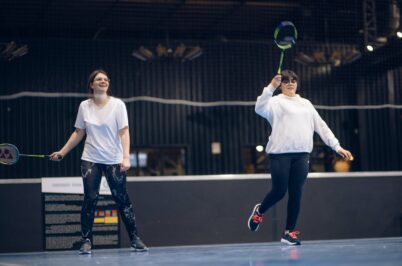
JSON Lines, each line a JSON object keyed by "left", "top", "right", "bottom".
{"left": 50, "top": 69, "right": 147, "bottom": 254}
{"left": 247, "top": 70, "right": 353, "bottom": 245}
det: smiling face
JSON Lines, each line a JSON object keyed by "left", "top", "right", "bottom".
{"left": 279, "top": 70, "right": 298, "bottom": 97}
{"left": 90, "top": 72, "right": 110, "bottom": 94}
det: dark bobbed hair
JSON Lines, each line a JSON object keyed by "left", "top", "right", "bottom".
{"left": 87, "top": 69, "right": 113, "bottom": 97}
{"left": 274, "top": 69, "right": 299, "bottom": 95}
{"left": 281, "top": 69, "right": 298, "bottom": 82}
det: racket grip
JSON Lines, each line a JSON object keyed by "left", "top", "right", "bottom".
{"left": 277, "top": 50, "right": 285, "bottom": 74}
{"left": 48, "top": 155, "right": 63, "bottom": 161}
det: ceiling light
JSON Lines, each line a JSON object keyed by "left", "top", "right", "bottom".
{"left": 295, "top": 48, "right": 362, "bottom": 67}
{"left": 156, "top": 44, "right": 169, "bottom": 57}
{"left": 182, "top": 46, "right": 203, "bottom": 62}
{"left": 295, "top": 52, "right": 315, "bottom": 65}
{"left": 132, "top": 51, "right": 147, "bottom": 61}
{"left": 256, "top": 145, "right": 264, "bottom": 152}
{"left": 138, "top": 46, "right": 154, "bottom": 60}
{"left": 376, "top": 36, "right": 388, "bottom": 43}
{"left": 1, "top": 41, "right": 17, "bottom": 57}
{"left": 1, "top": 41, "right": 28, "bottom": 61}
{"left": 397, "top": 31, "right": 402, "bottom": 38}
{"left": 342, "top": 50, "right": 362, "bottom": 64}
{"left": 312, "top": 51, "right": 326, "bottom": 64}
{"left": 132, "top": 44, "right": 203, "bottom": 62}
{"left": 9, "top": 45, "right": 28, "bottom": 60}
{"left": 366, "top": 45, "right": 374, "bottom": 52}
{"left": 173, "top": 43, "right": 186, "bottom": 58}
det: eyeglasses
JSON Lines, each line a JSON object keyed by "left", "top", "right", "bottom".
{"left": 281, "top": 78, "right": 297, "bottom": 84}
{"left": 94, "top": 77, "right": 110, "bottom": 82}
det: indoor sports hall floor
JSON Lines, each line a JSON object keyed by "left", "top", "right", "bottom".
{"left": 0, "top": 237, "right": 401, "bottom": 266}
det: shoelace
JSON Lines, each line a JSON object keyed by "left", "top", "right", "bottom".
{"left": 252, "top": 214, "right": 263, "bottom": 223}
{"left": 288, "top": 231, "right": 300, "bottom": 239}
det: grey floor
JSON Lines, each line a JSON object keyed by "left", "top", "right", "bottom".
{"left": 0, "top": 237, "right": 401, "bottom": 266}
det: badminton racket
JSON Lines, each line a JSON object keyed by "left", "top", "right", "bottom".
{"left": 0, "top": 143, "right": 62, "bottom": 165}
{"left": 274, "top": 21, "right": 298, "bottom": 74}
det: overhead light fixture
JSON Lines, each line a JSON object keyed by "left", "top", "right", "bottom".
{"left": 0, "top": 41, "right": 28, "bottom": 61}
{"left": 138, "top": 46, "right": 154, "bottom": 60}
{"left": 132, "top": 46, "right": 154, "bottom": 62}
{"left": 173, "top": 43, "right": 186, "bottom": 58}
{"left": 397, "top": 31, "right": 402, "bottom": 38}
{"left": 256, "top": 145, "right": 264, "bottom": 152}
{"left": 366, "top": 45, "right": 374, "bottom": 52}
{"left": 132, "top": 51, "right": 147, "bottom": 61}
{"left": 132, "top": 43, "right": 203, "bottom": 62}
{"left": 295, "top": 48, "right": 362, "bottom": 67}
{"left": 182, "top": 46, "right": 203, "bottom": 62}
{"left": 11, "top": 45, "right": 28, "bottom": 58}
{"left": 342, "top": 49, "right": 362, "bottom": 64}
{"left": 295, "top": 52, "right": 315, "bottom": 65}
{"left": 376, "top": 36, "right": 388, "bottom": 44}
{"left": 156, "top": 44, "right": 169, "bottom": 57}
{"left": 312, "top": 51, "right": 326, "bottom": 64}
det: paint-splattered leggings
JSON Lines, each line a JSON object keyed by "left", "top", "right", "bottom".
{"left": 80, "top": 160, "right": 138, "bottom": 242}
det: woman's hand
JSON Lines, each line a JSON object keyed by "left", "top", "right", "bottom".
{"left": 49, "top": 151, "right": 64, "bottom": 161}
{"left": 120, "top": 157, "right": 131, "bottom": 172}
{"left": 270, "top": 74, "right": 282, "bottom": 88}
{"left": 336, "top": 148, "right": 354, "bottom": 161}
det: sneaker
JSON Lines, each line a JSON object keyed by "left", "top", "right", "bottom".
{"left": 281, "top": 231, "right": 301, "bottom": 246}
{"left": 79, "top": 239, "right": 92, "bottom": 254}
{"left": 248, "top": 203, "right": 263, "bottom": 231}
{"left": 131, "top": 236, "right": 148, "bottom": 252}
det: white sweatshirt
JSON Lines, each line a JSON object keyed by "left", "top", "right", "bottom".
{"left": 255, "top": 84, "right": 341, "bottom": 154}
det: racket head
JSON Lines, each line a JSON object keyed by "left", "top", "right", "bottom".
{"left": 0, "top": 143, "right": 20, "bottom": 165}
{"left": 274, "top": 21, "right": 298, "bottom": 50}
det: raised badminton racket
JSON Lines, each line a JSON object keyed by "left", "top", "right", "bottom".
{"left": 0, "top": 143, "right": 62, "bottom": 165}
{"left": 274, "top": 21, "right": 298, "bottom": 74}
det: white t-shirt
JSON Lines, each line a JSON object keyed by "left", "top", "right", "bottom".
{"left": 75, "top": 97, "right": 129, "bottom": 164}
{"left": 255, "top": 84, "right": 341, "bottom": 154}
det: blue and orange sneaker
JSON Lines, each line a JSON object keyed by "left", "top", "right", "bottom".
{"left": 248, "top": 203, "right": 263, "bottom": 231}
{"left": 281, "top": 231, "right": 301, "bottom": 245}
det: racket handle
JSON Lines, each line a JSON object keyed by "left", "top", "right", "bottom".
{"left": 47, "top": 155, "right": 63, "bottom": 161}
{"left": 277, "top": 50, "right": 285, "bottom": 74}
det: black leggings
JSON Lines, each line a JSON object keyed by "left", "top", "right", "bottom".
{"left": 80, "top": 160, "right": 138, "bottom": 242}
{"left": 259, "top": 153, "right": 309, "bottom": 231}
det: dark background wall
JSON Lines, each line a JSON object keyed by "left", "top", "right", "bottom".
{"left": 1, "top": 39, "right": 400, "bottom": 178}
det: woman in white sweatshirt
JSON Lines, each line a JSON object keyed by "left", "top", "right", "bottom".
{"left": 247, "top": 70, "right": 353, "bottom": 245}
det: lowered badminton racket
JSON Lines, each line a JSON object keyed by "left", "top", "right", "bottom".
{"left": 274, "top": 21, "right": 298, "bottom": 74}
{"left": 0, "top": 143, "right": 62, "bottom": 165}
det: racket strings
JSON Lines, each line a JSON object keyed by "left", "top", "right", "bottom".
{"left": 274, "top": 21, "right": 298, "bottom": 74}
{"left": 0, "top": 143, "right": 50, "bottom": 165}
{"left": 0, "top": 144, "right": 19, "bottom": 165}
